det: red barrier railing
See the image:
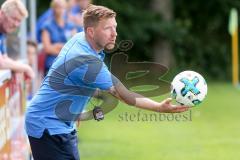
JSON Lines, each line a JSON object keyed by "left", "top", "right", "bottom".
{"left": 0, "top": 70, "right": 31, "bottom": 160}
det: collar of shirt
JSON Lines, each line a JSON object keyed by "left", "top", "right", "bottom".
{"left": 78, "top": 32, "right": 105, "bottom": 61}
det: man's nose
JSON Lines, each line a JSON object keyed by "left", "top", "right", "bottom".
{"left": 14, "top": 20, "right": 21, "bottom": 27}
{"left": 112, "top": 30, "right": 117, "bottom": 37}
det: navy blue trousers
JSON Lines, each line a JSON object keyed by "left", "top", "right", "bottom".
{"left": 28, "top": 130, "right": 80, "bottom": 160}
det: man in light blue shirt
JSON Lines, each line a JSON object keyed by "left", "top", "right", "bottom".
{"left": 25, "top": 4, "right": 189, "bottom": 160}
{"left": 25, "top": 31, "right": 113, "bottom": 138}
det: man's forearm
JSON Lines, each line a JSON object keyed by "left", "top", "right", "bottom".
{"left": 4, "top": 57, "right": 28, "bottom": 72}
{"left": 0, "top": 55, "right": 34, "bottom": 79}
{"left": 109, "top": 83, "right": 160, "bottom": 112}
{"left": 122, "top": 90, "right": 160, "bottom": 112}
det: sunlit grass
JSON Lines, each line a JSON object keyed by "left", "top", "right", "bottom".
{"left": 78, "top": 83, "right": 240, "bottom": 160}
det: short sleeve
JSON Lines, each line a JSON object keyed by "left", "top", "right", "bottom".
{"left": 41, "top": 21, "right": 51, "bottom": 33}
{"left": 93, "top": 64, "right": 113, "bottom": 90}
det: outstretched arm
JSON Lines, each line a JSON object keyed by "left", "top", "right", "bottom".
{"left": 108, "top": 82, "right": 189, "bottom": 113}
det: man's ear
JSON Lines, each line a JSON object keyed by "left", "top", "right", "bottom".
{"left": 86, "top": 27, "right": 94, "bottom": 38}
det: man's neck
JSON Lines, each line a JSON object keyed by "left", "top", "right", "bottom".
{"left": 85, "top": 35, "right": 102, "bottom": 53}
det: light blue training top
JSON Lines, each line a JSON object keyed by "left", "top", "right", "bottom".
{"left": 25, "top": 32, "right": 114, "bottom": 138}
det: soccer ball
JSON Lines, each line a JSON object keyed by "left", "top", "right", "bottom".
{"left": 171, "top": 71, "right": 207, "bottom": 107}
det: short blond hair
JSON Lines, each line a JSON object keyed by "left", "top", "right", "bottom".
{"left": 83, "top": 5, "right": 116, "bottom": 31}
{"left": 1, "top": 0, "right": 28, "bottom": 18}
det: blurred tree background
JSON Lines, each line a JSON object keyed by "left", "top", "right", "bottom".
{"left": 37, "top": 0, "right": 240, "bottom": 80}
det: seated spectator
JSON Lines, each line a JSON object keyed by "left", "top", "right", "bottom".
{"left": 0, "top": 0, "right": 35, "bottom": 79}
{"left": 36, "top": 0, "right": 91, "bottom": 43}
{"left": 36, "top": 9, "right": 54, "bottom": 43}
{"left": 26, "top": 40, "right": 38, "bottom": 100}
{"left": 41, "top": 0, "right": 76, "bottom": 75}
{"left": 27, "top": 40, "right": 38, "bottom": 68}
{"left": 67, "top": 0, "right": 92, "bottom": 32}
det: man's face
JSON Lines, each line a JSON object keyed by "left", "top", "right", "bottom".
{"left": 2, "top": 10, "right": 23, "bottom": 33}
{"left": 92, "top": 17, "right": 117, "bottom": 50}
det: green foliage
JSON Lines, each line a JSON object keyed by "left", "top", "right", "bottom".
{"left": 37, "top": 0, "right": 240, "bottom": 80}
{"left": 36, "top": 1, "right": 51, "bottom": 17}
{"left": 171, "top": 0, "right": 240, "bottom": 80}
{"left": 94, "top": 0, "right": 163, "bottom": 61}
{"left": 94, "top": 0, "right": 240, "bottom": 80}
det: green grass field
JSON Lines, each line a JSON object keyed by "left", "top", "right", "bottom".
{"left": 78, "top": 83, "right": 240, "bottom": 160}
